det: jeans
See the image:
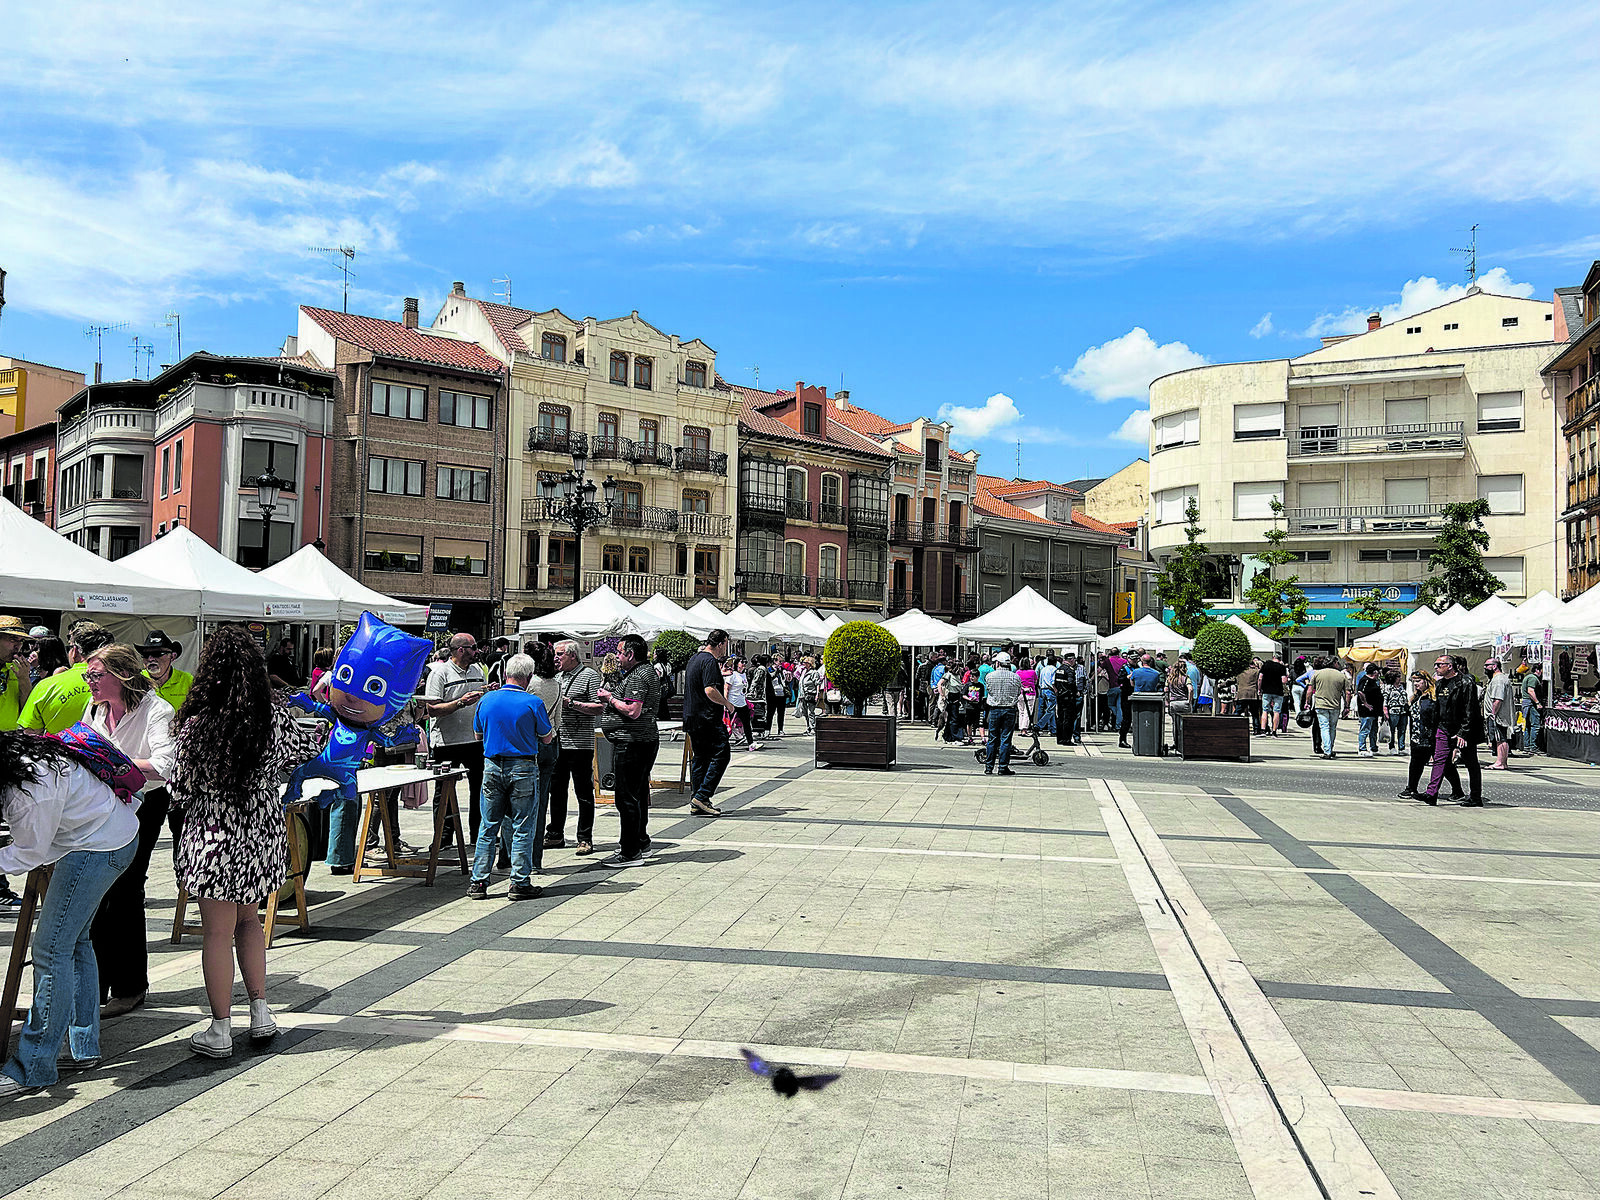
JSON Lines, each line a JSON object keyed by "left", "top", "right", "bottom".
{"left": 91, "top": 786, "right": 170, "bottom": 1000}
{"left": 1389, "top": 710, "right": 1409, "bottom": 754}
{"left": 686, "top": 718, "right": 731, "bottom": 804}
{"left": 613, "top": 739, "right": 659, "bottom": 857}
{"left": 1106, "top": 690, "right": 1122, "bottom": 733}
{"left": 326, "top": 798, "right": 361, "bottom": 869}
{"left": 1358, "top": 715, "right": 1377, "bottom": 753}
{"left": 472, "top": 757, "right": 542, "bottom": 887}
{"left": 545, "top": 747, "right": 595, "bottom": 845}
{"left": 800, "top": 698, "right": 816, "bottom": 732}
{"left": 985, "top": 707, "right": 1017, "bottom": 769}
{"left": 1038, "top": 689, "right": 1057, "bottom": 734}
{"left": 1315, "top": 710, "right": 1338, "bottom": 754}
{"left": 1523, "top": 703, "right": 1541, "bottom": 751}
{"left": 4, "top": 837, "right": 138, "bottom": 1087}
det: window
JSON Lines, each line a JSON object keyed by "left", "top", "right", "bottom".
{"left": 371, "top": 382, "right": 426, "bottom": 420}
{"left": 548, "top": 536, "right": 575, "bottom": 588}
{"left": 924, "top": 439, "right": 942, "bottom": 471}
{"left": 819, "top": 545, "right": 840, "bottom": 579}
{"left": 638, "top": 419, "right": 658, "bottom": 449}
{"left": 1295, "top": 402, "right": 1340, "bottom": 454}
{"left": 820, "top": 473, "right": 842, "bottom": 512}
{"left": 369, "top": 457, "right": 425, "bottom": 496}
{"left": 1232, "top": 403, "right": 1284, "bottom": 441}
{"left": 786, "top": 468, "right": 807, "bottom": 501}
{"left": 683, "top": 425, "right": 710, "bottom": 454}
{"left": 365, "top": 533, "right": 422, "bottom": 573}
{"left": 1483, "top": 556, "right": 1525, "bottom": 595}
{"left": 108, "top": 526, "right": 141, "bottom": 561}
{"left": 1384, "top": 478, "right": 1429, "bottom": 508}
{"left": 240, "top": 440, "right": 297, "bottom": 490}
{"left": 439, "top": 390, "right": 493, "bottom": 430}
{"left": 90, "top": 456, "right": 104, "bottom": 498}
{"left": 602, "top": 543, "right": 624, "bottom": 572}
{"left": 1298, "top": 481, "right": 1340, "bottom": 511}
{"left": 609, "top": 352, "right": 629, "bottom": 384}
{"left": 628, "top": 546, "right": 650, "bottom": 574}
{"left": 694, "top": 546, "right": 719, "bottom": 596}
{"left": 1444, "top": 322, "right": 1459, "bottom": 331}
{"left": 1284, "top": 550, "right": 1332, "bottom": 563}
{"left": 541, "top": 333, "right": 567, "bottom": 363}
{"left": 433, "top": 537, "right": 488, "bottom": 577}
{"left": 1477, "top": 391, "right": 1523, "bottom": 433}
{"left": 1502, "top": 317, "right": 1519, "bottom": 328}
{"left": 848, "top": 473, "right": 890, "bottom": 521}
{"left": 682, "top": 488, "right": 710, "bottom": 513}
{"left": 1152, "top": 484, "right": 1198, "bottom": 525}
{"left": 1478, "top": 474, "right": 1524, "bottom": 515}
{"left": 1233, "top": 481, "right": 1284, "bottom": 519}
{"left": 160, "top": 448, "right": 171, "bottom": 498}
{"left": 1153, "top": 409, "right": 1200, "bottom": 450}
{"left": 1385, "top": 398, "right": 1429, "bottom": 429}
{"left": 436, "top": 465, "right": 491, "bottom": 503}
{"left": 848, "top": 542, "right": 886, "bottom": 584}
{"left": 174, "top": 440, "right": 184, "bottom": 491}
{"left": 634, "top": 356, "right": 653, "bottom": 390}
{"left": 237, "top": 519, "right": 292, "bottom": 569}
{"left": 618, "top": 482, "right": 643, "bottom": 523}
{"left": 597, "top": 412, "right": 618, "bottom": 447}
{"left": 1405, "top": 326, "right": 1421, "bottom": 335}
{"left": 784, "top": 541, "right": 806, "bottom": 577}
{"left": 110, "top": 454, "right": 143, "bottom": 500}
{"left": 804, "top": 403, "right": 822, "bottom": 434}
{"left": 684, "top": 360, "right": 707, "bottom": 388}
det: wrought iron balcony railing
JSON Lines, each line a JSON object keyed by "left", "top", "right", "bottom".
{"left": 887, "top": 587, "right": 921, "bottom": 613}
{"left": 1287, "top": 422, "right": 1466, "bottom": 458}
{"left": 817, "top": 502, "right": 847, "bottom": 525}
{"left": 583, "top": 570, "right": 691, "bottom": 599}
{"left": 848, "top": 579, "right": 885, "bottom": 601}
{"left": 786, "top": 497, "right": 812, "bottom": 521}
{"left": 817, "top": 577, "right": 845, "bottom": 599}
{"left": 676, "top": 447, "right": 729, "bottom": 474}
{"left": 1283, "top": 504, "right": 1445, "bottom": 535}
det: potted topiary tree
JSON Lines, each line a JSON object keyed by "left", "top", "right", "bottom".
{"left": 651, "top": 630, "right": 699, "bottom": 721}
{"left": 816, "top": 621, "right": 902, "bottom": 768}
{"left": 1182, "top": 621, "right": 1254, "bottom": 760}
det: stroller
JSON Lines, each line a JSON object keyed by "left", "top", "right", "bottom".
{"left": 973, "top": 689, "right": 1050, "bottom": 767}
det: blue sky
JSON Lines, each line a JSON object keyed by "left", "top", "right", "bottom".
{"left": 4, "top": 1, "right": 1599, "bottom": 482}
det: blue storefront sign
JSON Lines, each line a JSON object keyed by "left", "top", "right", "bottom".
{"left": 1299, "top": 584, "right": 1419, "bottom": 603}
{"left": 1164, "top": 603, "right": 1419, "bottom": 630}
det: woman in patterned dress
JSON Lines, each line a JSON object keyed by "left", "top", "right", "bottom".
{"left": 168, "top": 625, "right": 322, "bottom": 1058}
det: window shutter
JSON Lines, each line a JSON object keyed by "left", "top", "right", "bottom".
{"left": 1232, "top": 403, "right": 1283, "bottom": 438}
{"left": 1477, "top": 474, "right": 1523, "bottom": 514}
{"left": 1296, "top": 403, "right": 1339, "bottom": 431}
{"left": 1482, "top": 556, "right": 1525, "bottom": 596}
{"left": 1298, "top": 482, "right": 1340, "bottom": 509}
{"left": 1477, "top": 391, "right": 1523, "bottom": 430}
{"left": 1233, "top": 481, "right": 1284, "bottom": 519}
{"left": 1384, "top": 398, "right": 1428, "bottom": 428}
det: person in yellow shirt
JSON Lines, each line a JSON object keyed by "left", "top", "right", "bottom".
{"left": 18, "top": 621, "right": 110, "bottom": 734}
{"left": 0, "top": 616, "right": 32, "bottom": 731}
{"left": 137, "top": 631, "right": 193, "bottom": 711}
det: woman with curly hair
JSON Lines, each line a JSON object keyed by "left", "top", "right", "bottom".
{"left": 0, "top": 731, "right": 139, "bottom": 1098}
{"left": 168, "top": 625, "right": 322, "bottom": 1059}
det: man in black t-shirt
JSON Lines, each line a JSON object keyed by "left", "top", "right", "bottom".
{"left": 682, "top": 629, "right": 733, "bottom": 816}
{"left": 1258, "top": 654, "right": 1288, "bottom": 736}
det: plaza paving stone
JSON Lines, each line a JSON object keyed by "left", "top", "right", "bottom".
{"left": 3, "top": 721, "right": 1600, "bottom": 1197}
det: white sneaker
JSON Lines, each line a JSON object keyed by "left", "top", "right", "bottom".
{"left": 0, "top": 1074, "right": 37, "bottom": 1099}
{"left": 190, "top": 1018, "right": 234, "bottom": 1059}
{"left": 249, "top": 999, "right": 278, "bottom": 1042}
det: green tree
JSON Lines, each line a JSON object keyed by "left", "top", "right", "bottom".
{"left": 1349, "top": 590, "right": 1403, "bottom": 634}
{"left": 822, "top": 622, "right": 902, "bottom": 717}
{"left": 1418, "top": 499, "right": 1505, "bottom": 610}
{"left": 1154, "top": 497, "right": 1214, "bottom": 637}
{"left": 1241, "top": 498, "right": 1309, "bottom": 640}
{"left": 650, "top": 629, "right": 699, "bottom": 672}
{"left": 1191, "top": 622, "right": 1253, "bottom": 704}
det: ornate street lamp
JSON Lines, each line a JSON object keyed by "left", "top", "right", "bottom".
{"left": 251, "top": 466, "right": 285, "bottom": 568}
{"left": 547, "top": 453, "right": 616, "bottom": 602}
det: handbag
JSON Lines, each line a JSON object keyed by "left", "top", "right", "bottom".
{"left": 825, "top": 688, "right": 842, "bottom": 704}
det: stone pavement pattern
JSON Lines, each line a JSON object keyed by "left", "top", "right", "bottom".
{"left": 4, "top": 724, "right": 1600, "bottom": 1198}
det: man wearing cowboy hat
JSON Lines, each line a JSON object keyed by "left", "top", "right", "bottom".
{"left": 0, "top": 615, "right": 33, "bottom": 731}
{"left": 137, "top": 631, "right": 192, "bottom": 712}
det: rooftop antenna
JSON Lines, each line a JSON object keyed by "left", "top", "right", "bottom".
{"left": 747, "top": 364, "right": 760, "bottom": 389}
{"left": 1016, "top": 438, "right": 1022, "bottom": 478}
{"left": 142, "top": 343, "right": 156, "bottom": 379}
{"left": 0, "top": 268, "right": 7, "bottom": 335}
{"left": 1451, "top": 223, "right": 1480, "bottom": 285}
{"left": 492, "top": 276, "right": 513, "bottom": 306}
{"left": 308, "top": 245, "right": 357, "bottom": 312}
{"left": 130, "top": 335, "right": 145, "bottom": 379}
{"left": 84, "top": 321, "right": 128, "bottom": 384}
{"left": 161, "top": 311, "right": 182, "bottom": 362}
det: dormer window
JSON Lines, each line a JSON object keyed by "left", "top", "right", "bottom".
{"left": 541, "top": 333, "right": 567, "bottom": 363}
{"left": 924, "top": 439, "right": 942, "bottom": 472}
{"left": 634, "top": 356, "right": 653, "bottom": 390}
{"left": 684, "top": 360, "right": 707, "bottom": 388}
{"left": 804, "top": 403, "right": 822, "bottom": 434}
{"left": 1502, "top": 317, "right": 1519, "bottom": 328}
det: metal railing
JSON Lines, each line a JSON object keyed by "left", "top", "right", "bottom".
{"left": 786, "top": 497, "right": 812, "bottom": 521}
{"left": 1283, "top": 504, "right": 1445, "bottom": 534}
{"left": 583, "top": 570, "right": 690, "bottom": 599}
{"left": 817, "top": 577, "right": 845, "bottom": 599}
{"left": 817, "top": 502, "right": 846, "bottom": 525}
{"left": 676, "top": 447, "right": 729, "bottom": 474}
{"left": 1287, "top": 421, "right": 1466, "bottom": 458}
{"left": 890, "top": 521, "right": 978, "bottom": 547}
{"left": 1020, "top": 558, "right": 1047, "bottom": 578}
{"left": 590, "top": 435, "right": 626, "bottom": 461}
{"left": 848, "top": 579, "right": 885, "bottom": 601}
{"left": 980, "top": 553, "right": 1009, "bottom": 574}
{"left": 929, "top": 593, "right": 978, "bottom": 616}
{"left": 740, "top": 493, "right": 788, "bottom": 528}
{"left": 847, "top": 509, "right": 889, "bottom": 538}
{"left": 887, "top": 587, "right": 921, "bottom": 613}
{"left": 741, "top": 571, "right": 785, "bottom": 595}
{"left": 629, "top": 441, "right": 675, "bottom": 467}
{"left": 609, "top": 505, "right": 680, "bottom": 533}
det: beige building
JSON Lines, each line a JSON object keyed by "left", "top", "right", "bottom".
{"left": 0, "top": 357, "right": 84, "bottom": 437}
{"left": 430, "top": 285, "right": 740, "bottom": 625}
{"left": 1071, "top": 458, "right": 1149, "bottom": 527}
{"left": 1147, "top": 290, "right": 1558, "bottom": 647}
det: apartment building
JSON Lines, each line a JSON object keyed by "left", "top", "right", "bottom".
{"left": 1544, "top": 263, "right": 1600, "bottom": 598}
{"left": 0, "top": 357, "right": 83, "bottom": 437}
{"left": 735, "top": 383, "right": 895, "bottom": 614}
{"left": 1147, "top": 288, "right": 1557, "bottom": 650}
{"left": 295, "top": 303, "right": 507, "bottom": 638}
{"left": 0, "top": 420, "right": 57, "bottom": 524}
{"left": 429, "top": 285, "right": 739, "bottom": 623}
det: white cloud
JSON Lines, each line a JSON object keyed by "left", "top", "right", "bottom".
{"left": 1302, "top": 267, "right": 1538, "bottom": 338}
{"left": 1111, "top": 409, "right": 1151, "bottom": 445}
{"left": 937, "top": 392, "right": 1022, "bottom": 445}
{"left": 1056, "top": 328, "right": 1208, "bottom": 402}
{"left": 1249, "top": 313, "right": 1274, "bottom": 338}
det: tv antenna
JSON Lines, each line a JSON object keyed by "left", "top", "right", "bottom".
{"left": 130, "top": 335, "right": 148, "bottom": 378}
{"left": 161, "top": 311, "right": 182, "bottom": 362}
{"left": 84, "top": 321, "right": 129, "bottom": 383}
{"left": 1451, "top": 223, "right": 1480, "bottom": 285}
{"left": 308, "top": 245, "right": 357, "bottom": 312}
{"left": 1016, "top": 438, "right": 1022, "bottom": 477}
{"left": 492, "top": 277, "right": 513, "bottom": 306}
{"left": 747, "top": 364, "right": 760, "bottom": 389}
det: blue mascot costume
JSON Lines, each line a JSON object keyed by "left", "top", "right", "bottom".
{"left": 286, "top": 612, "right": 433, "bottom": 873}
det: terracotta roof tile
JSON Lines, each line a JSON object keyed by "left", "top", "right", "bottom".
{"left": 1071, "top": 511, "right": 1126, "bottom": 536}
{"left": 473, "top": 300, "right": 535, "bottom": 355}
{"left": 827, "top": 404, "right": 902, "bottom": 438}
{"left": 301, "top": 307, "right": 505, "bottom": 374}
{"left": 734, "top": 388, "right": 891, "bottom": 459}
{"left": 975, "top": 475, "right": 1054, "bottom": 525}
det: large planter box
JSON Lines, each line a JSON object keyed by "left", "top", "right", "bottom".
{"left": 1176, "top": 714, "right": 1251, "bottom": 761}
{"left": 815, "top": 715, "right": 898, "bottom": 768}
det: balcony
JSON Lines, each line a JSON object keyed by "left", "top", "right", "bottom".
{"left": 583, "top": 570, "right": 690, "bottom": 599}
{"left": 741, "top": 570, "right": 810, "bottom": 597}
{"left": 1567, "top": 375, "right": 1600, "bottom": 430}
{"left": 848, "top": 579, "right": 885, "bottom": 602}
{"left": 889, "top": 521, "right": 978, "bottom": 548}
{"left": 887, "top": 587, "right": 921, "bottom": 614}
{"left": 927, "top": 592, "right": 978, "bottom": 617}
{"left": 817, "top": 577, "right": 845, "bottom": 600}
{"left": 527, "top": 428, "right": 587, "bottom": 456}
{"left": 1287, "top": 422, "right": 1466, "bottom": 462}
{"left": 1283, "top": 504, "right": 1445, "bottom": 535}
{"left": 590, "top": 435, "right": 626, "bottom": 461}
{"left": 679, "top": 511, "right": 731, "bottom": 538}
{"left": 786, "top": 497, "right": 812, "bottom": 521}
{"left": 980, "top": 553, "right": 1009, "bottom": 574}
{"left": 847, "top": 508, "right": 889, "bottom": 540}
{"left": 817, "top": 502, "right": 846, "bottom": 525}
{"left": 628, "top": 441, "right": 675, "bottom": 468}
{"left": 1020, "top": 558, "right": 1047, "bottom": 579}
{"left": 609, "top": 505, "right": 680, "bottom": 534}
{"left": 676, "top": 447, "right": 729, "bottom": 475}
{"left": 740, "top": 493, "right": 788, "bottom": 530}
{"left": 1050, "top": 562, "right": 1073, "bottom": 581}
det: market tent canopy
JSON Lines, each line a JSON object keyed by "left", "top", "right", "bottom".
{"left": 516, "top": 585, "right": 642, "bottom": 638}
{"left": 1224, "top": 614, "right": 1279, "bottom": 654}
{"left": 763, "top": 609, "right": 824, "bottom": 645}
{"left": 727, "top": 602, "right": 786, "bottom": 640}
{"left": 118, "top": 527, "right": 340, "bottom": 621}
{"left": 956, "top": 586, "right": 1100, "bottom": 645}
{"left": 1394, "top": 602, "right": 1472, "bottom": 651}
{"left": 0, "top": 497, "right": 204, "bottom": 615}
{"left": 792, "top": 610, "right": 831, "bottom": 641}
{"left": 261, "top": 545, "right": 427, "bottom": 625}
{"left": 625, "top": 592, "right": 696, "bottom": 637}
{"left": 1352, "top": 605, "right": 1441, "bottom": 650}
{"left": 1501, "top": 590, "right": 1600, "bottom": 645}
{"left": 818, "top": 612, "right": 847, "bottom": 634}
{"left": 880, "top": 609, "right": 962, "bottom": 646}
{"left": 685, "top": 598, "right": 771, "bottom": 641}
{"left": 1106, "top": 614, "right": 1192, "bottom": 653}
{"left": 1428, "top": 595, "right": 1518, "bottom": 651}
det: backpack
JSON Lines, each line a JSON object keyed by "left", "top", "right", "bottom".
{"left": 655, "top": 661, "right": 677, "bottom": 699}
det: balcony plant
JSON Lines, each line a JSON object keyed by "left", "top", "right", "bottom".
{"left": 816, "top": 621, "right": 903, "bottom": 768}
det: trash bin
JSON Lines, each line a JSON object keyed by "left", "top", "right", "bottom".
{"left": 1130, "top": 693, "right": 1164, "bottom": 757}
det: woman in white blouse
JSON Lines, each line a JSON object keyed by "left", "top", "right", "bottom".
{"left": 83, "top": 643, "right": 176, "bottom": 1017}
{"left": 0, "top": 731, "right": 139, "bottom": 1098}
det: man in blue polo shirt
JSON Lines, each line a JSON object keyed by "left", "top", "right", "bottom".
{"left": 468, "top": 653, "right": 556, "bottom": 901}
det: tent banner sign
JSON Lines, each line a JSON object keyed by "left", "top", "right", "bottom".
{"left": 1545, "top": 707, "right": 1600, "bottom": 764}
{"left": 425, "top": 603, "right": 453, "bottom": 632}
{"left": 263, "top": 601, "right": 303, "bottom": 618}
{"left": 73, "top": 591, "right": 134, "bottom": 612}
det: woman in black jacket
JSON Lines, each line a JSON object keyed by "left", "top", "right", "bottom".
{"left": 1399, "top": 671, "right": 1455, "bottom": 801}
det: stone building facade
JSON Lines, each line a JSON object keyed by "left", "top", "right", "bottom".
{"left": 1545, "top": 264, "right": 1600, "bottom": 598}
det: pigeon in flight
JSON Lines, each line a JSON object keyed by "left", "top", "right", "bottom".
{"left": 739, "top": 1048, "right": 841, "bottom": 1098}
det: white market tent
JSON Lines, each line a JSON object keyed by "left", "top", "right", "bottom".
{"left": 0, "top": 497, "right": 202, "bottom": 614}
{"left": 1107, "top": 614, "right": 1193, "bottom": 653}
{"left": 1500, "top": 589, "right": 1600, "bottom": 645}
{"left": 1425, "top": 595, "right": 1518, "bottom": 651}
{"left": 880, "top": 608, "right": 962, "bottom": 647}
{"left": 792, "top": 610, "right": 832, "bottom": 641}
{"left": 727, "top": 602, "right": 786, "bottom": 641}
{"left": 118, "top": 527, "right": 339, "bottom": 621}
{"left": 1386, "top": 602, "right": 1471, "bottom": 652}
{"left": 517, "top": 585, "right": 643, "bottom": 638}
{"left": 1224, "top": 614, "right": 1279, "bottom": 654}
{"left": 818, "top": 612, "right": 847, "bottom": 634}
{"left": 956, "top": 586, "right": 1100, "bottom": 645}
{"left": 1352, "top": 605, "right": 1441, "bottom": 650}
{"left": 763, "top": 609, "right": 824, "bottom": 645}
{"left": 624, "top": 592, "right": 696, "bottom": 637}
{"left": 261, "top": 544, "right": 427, "bottom": 625}
{"left": 686, "top": 598, "right": 771, "bottom": 641}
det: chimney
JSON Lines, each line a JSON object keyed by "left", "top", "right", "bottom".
{"left": 403, "top": 298, "right": 419, "bottom": 329}
{"left": 1367, "top": 312, "right": 1381, "bottom": 331}
{"left": 834, "top": 389, "right": 850, "bottom": 410}
{"left": 451, "top": 281, "right": 466, "bottom": 297}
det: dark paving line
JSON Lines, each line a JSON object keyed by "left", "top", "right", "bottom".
{"left": 734, "top": 814, "right": 1115, "bottom": 839}
{"left": 1203, "top": 785, "right": 1600, "bottom": 1104}
{"left": 1256, "top": 979, "right": 1600, "bottom": 1020}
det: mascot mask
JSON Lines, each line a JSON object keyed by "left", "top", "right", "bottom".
{"left": 326, "top": 612, "right": 432, "bottom": 729}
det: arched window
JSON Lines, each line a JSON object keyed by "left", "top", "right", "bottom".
{"left": 603, "top": 543, "right": 624, "bottom": 572}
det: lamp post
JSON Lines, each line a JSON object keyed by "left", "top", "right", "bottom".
{"left": 251, "top": 466, "right": 285, "bottom": 568}
{"left": 1226, "top": 555, "right": 1243, "bottom": 603}
{"left": 547, "top": 442, "right": 617, "bottom": 602}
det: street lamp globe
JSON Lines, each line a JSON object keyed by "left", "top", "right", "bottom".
{"left": 253, "top": 466, "right": 284, "bottom": 516}
{"left": 602, "top": 475, "right": 618, "bottom": 507}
